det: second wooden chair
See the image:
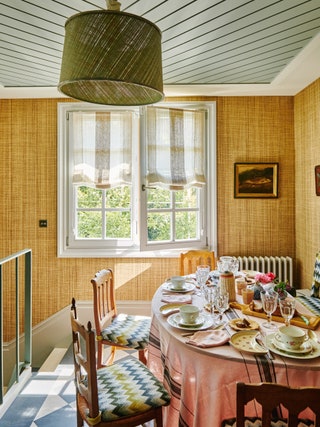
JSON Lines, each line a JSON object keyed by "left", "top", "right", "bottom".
{"left": 91, "top": 268, "right": 151, "bottom": 367}
{"left": 222, "top": 381, "right": 320, "bottom": 427}
{"left": 180, "top": 249, "right": 215, "bottom": 275}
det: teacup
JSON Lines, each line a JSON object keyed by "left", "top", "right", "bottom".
{"left": 179, "top": 305, "right": 200, "bottom": 324}
{"left": 171, "top": 276, "right": 186, "bottom": 290}
{"left": 275, "top": 325, "right": 308, "bottom": 350}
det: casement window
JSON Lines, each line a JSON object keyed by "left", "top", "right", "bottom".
{"left": 57, "top": 102, "right": 216, "bottom": 257}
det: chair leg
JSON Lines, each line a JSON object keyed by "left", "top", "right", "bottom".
{"left": 138, "top": 348, "right": 148, "bottom": 365}
{"left": 97, "top": 342, "right": 116, "bottom": 367}
{"left": 154, "top": 407, "right": 163, "bottom": 427}
{"left": 76, "top": 401, "right": 84, "bottom": 427}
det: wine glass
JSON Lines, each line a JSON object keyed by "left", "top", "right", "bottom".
{"left": 196, "top": 265, "right": 210, "bottom": 295}
{"left": 215, "top": 292, "right": 229, "bottom": 321}
{"left": 260, "top": 290, "right": 279, "bottom": 329}
{"left": 279, "top": 298, "right": 296, "bottom": 326}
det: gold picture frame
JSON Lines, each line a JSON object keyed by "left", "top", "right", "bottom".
{"left": 234, "top": 163, "right": 279, "bottom": 198}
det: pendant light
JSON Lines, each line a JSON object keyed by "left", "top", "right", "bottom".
{"left": 58, "top": 0, "right": 163, "bottom": 105}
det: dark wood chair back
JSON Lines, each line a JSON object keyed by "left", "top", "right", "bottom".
{"left": 237, "top": 382, "right": 320, "bottom": 427}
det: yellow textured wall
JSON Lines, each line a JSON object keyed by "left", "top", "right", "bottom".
{"left": 0, "top": 91, "right": 311, "bottom": 340}
{"left": 294, "top": 79, "right": 320, "bottom": 287}
{"left": 216, "top": 97, "right": 295, "bottom": 258}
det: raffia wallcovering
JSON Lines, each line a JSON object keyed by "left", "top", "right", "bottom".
{"left": 294, "top": 79, "right": 320, "bottom": 288}
{"left": 0, "top": 86, "right": 319, "bottom": 341}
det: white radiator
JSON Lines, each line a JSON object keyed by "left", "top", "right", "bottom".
{"left": 236, "top": 256, "right": 293, "bottom": 284}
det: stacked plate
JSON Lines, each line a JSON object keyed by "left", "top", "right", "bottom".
{"left": 167, "top": 313, "right": 214, "bottom": 331}
{"left": 266, "top": 333, "right": 320, "bottom": 359}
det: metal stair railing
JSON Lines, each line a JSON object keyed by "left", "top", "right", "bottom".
{"left": 0, "top": 249, "right": 32, "bottom": 404}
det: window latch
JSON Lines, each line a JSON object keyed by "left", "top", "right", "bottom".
{"left": 142, "top": 184, "right": 157, "bottom": 191}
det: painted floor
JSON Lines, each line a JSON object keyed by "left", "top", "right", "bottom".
{"left": 0, "top": 347, "right": 148, "bottom": 427}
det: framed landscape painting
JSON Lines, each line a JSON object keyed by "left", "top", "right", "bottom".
{"left": 234, "top": 163, "right": 279, "bottom": 198}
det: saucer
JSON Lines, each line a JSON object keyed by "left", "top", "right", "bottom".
{"left": 272, "top": 335, "right": 313, "bottom": 354}
{"left": 266, "top": 333, "right": 320, "bottom": 359}
{"left": 167, "top": 313, "right": 214, "bottom": 331}
{"left": 162, "top": 282, "right": 195, "bottom": 293}
{"left": 176, "top": 314, "right": 205, "bottom": 328}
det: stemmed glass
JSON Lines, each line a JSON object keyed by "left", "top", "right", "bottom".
{"left": 260, "top": 290, "right": 279, "bottom": 329}
{"left": 215, "top": 292, "right": 229, "bottom": 322}
{"left": 196, "top": 265, "right": 210, "bottom": 295}
{"left": 279, "top": 298, "right": 296, "bottom": 326}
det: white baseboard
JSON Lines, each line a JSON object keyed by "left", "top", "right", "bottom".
{"left": 4, "top": 300, "right": 152, "bottom": 370}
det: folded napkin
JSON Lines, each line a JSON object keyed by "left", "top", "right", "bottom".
{"left": 161, "top": 294, "right": 192, "bottom": 304}
{"left": 186, "top": 330, "right": 230, "bottom": 348}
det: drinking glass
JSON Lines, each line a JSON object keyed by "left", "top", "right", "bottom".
{"left": 260, "top": 290, "right": 278, "bottom": 329}
{"left": 279, "top": 298, "right": 296, "bottom": 326}
{"left": 215, "top": 292, "right": 229, "bottom": 321}
{"left": 196, "top": 265, "right": 210, "bottom": 295}
{"left": 203, "top": 286, "right": 219, "bottom": 320}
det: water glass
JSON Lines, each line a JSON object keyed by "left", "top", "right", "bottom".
{"left": 215, "top": 292, "right": 229, "bottom": 321}
{"left": 279, "top": 298, "right": 296, "bottom": 326}
{"left": 196, "top": 265, "right": 210, "bottom": 294}
{"left": 203, "top": 285, "right": 219, "bottom": 319}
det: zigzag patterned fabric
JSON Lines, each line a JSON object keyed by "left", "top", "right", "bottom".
{"left": 296, "top": 294, "right": 320, "bottom": 316}
{"left": 95, "top": 357, "right": 171, "bottom": 421}
{"left": 222, "top": 417, "right": 314, "bottom": 427}
{"left": 310, "top": 252, "right": 320, "bottom": 298}
{"left": 101, "top": 313, "right": 151, "bottom": 349}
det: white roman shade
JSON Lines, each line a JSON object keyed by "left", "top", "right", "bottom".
{"left": 146, "top": 106, "right": 206, "bottom": 190}
{"left": 70, "top": 111, "right": 133, "bottom": 188}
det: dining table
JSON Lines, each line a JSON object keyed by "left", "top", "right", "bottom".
{"left": 147, "top": 276, "right": 320, "bottom": 427}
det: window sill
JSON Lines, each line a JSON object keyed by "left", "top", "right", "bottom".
{"left": 58, "top": 247, "right": 209, "bottom": 258}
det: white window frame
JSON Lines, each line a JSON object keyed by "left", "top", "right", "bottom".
{"left": 57, "top": 101, "right": 217, "bottom": 258}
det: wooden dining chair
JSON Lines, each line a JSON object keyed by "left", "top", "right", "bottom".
{"left": 70, "top": 299, "right": 171, "bottom": 427}
{"left": 91, "top": 268, "right": 151, "bottom": 367}
{"left": 222, "top": 382, "right": 320, "bottom": 427}
{"left": 180, "top": 249, "right": 215, "bottom": 275}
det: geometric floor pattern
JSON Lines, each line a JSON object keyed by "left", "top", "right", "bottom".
{"left": 0, "top": 347, "right": 153, "bottom": 427}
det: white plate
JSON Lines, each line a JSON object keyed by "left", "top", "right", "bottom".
{"left": 162, "top": 282, "right": 195, "bottom": 293}
{"left": 241, "top": 270, "right": 260, "bottom": 278}
{"left": 266, "top": 333, "right": 320, "bottom": 359}
{"left": 230, "top": 331, "right": 268, "bottom": 355}
{"left": 167, "top": 313, "right": 214, "bottom": 331}
{"left": 174, "top": 313, "right": 205, "bottom": 328}
{"left": 272, "top": 336, "right": 313, "bottom": 354}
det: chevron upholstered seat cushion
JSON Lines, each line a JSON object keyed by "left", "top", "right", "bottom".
{"left": 91, "top": 357, "right": 171, "bottom": 421}
{"left": 222, "top": 417, "right": 315, "bottom": 427}
{"left": 310, "top": 252, "right": 320, "bottom": 298}
{"left": 100, "top": 313, "right": 151, "bottom": 349}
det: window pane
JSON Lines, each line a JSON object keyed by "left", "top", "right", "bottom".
{"left": 106, "top": 212, "right": 131, "bottom": 238}
{"left": 147, "top": 188, "right": 171, "bottom": 209}
{"left": 106, "top": 186, "right": 131, "bottom": 209}
{"left": 77, "top": 211, "right": 102, "bottom": 238}
{"left": 175, "top": 188, "right": 198, "bottom": 208}
{"left": 176, "top": 212, "right": 197, "bottom": 240}
{"left": 147, "top": 212, "right": 171, "bottom": 241}
{"left": 77, "top": 186, "right": 102, "bottom": 208}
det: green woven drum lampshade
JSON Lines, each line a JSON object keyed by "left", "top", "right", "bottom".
{"left": 58, "top": 10, "right": 164, "bottom": 106}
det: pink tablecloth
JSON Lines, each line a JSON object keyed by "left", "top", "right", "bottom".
{"left": 148, "top": 286, "right": 320, "bottom": 427}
